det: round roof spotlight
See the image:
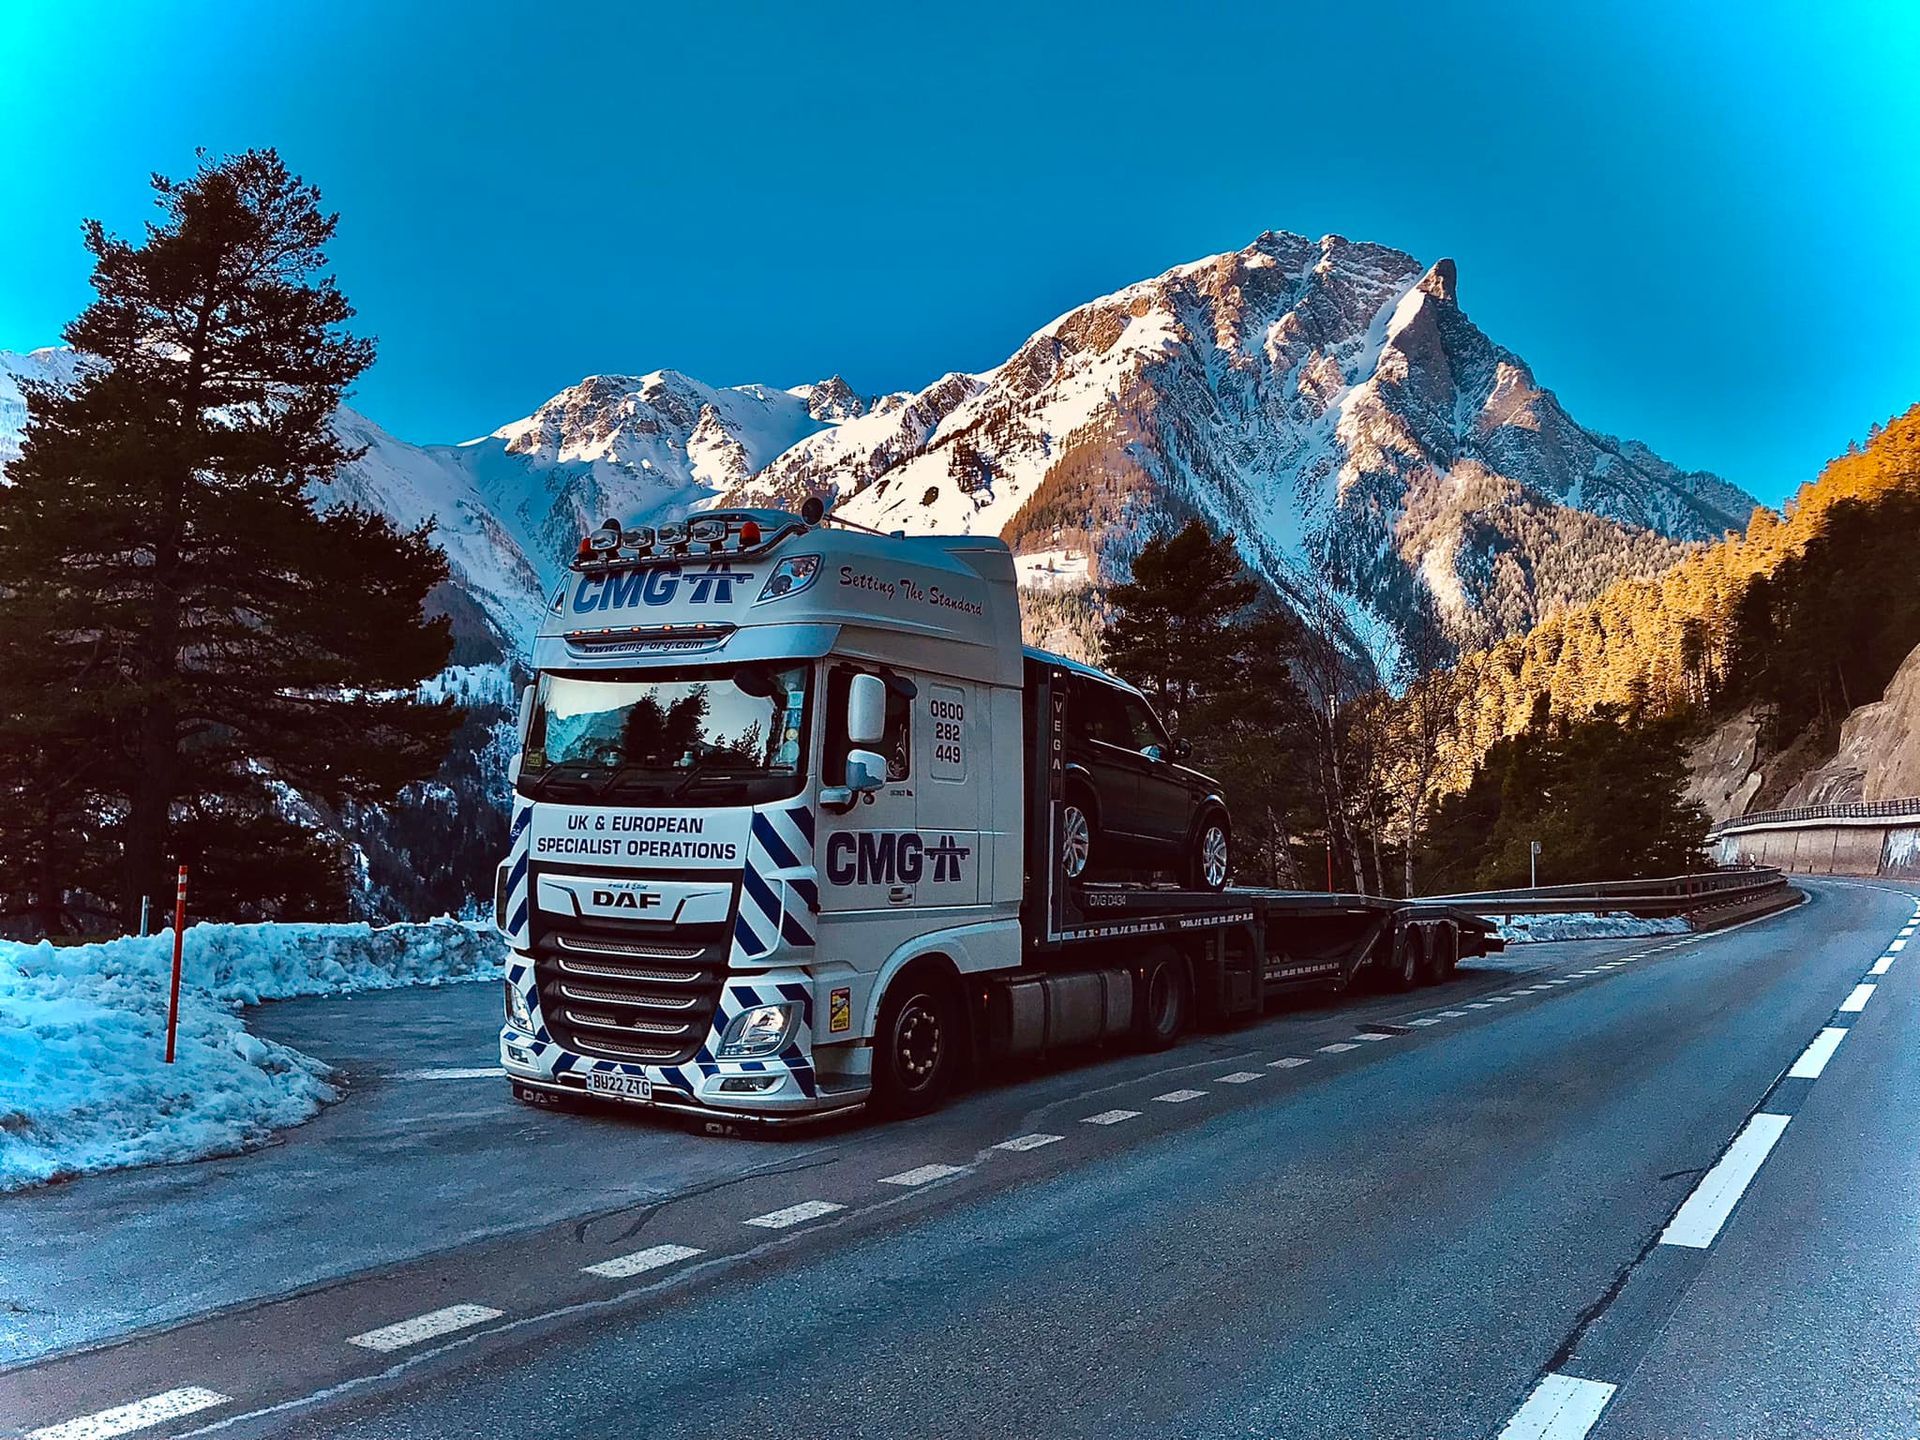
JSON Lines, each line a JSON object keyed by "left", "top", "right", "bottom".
{"left": 800, "top": 495, "right": 826, "bottom": 526}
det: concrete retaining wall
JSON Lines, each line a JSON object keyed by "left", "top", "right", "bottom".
{"left": 1715, "top": 821, "right": 1920, "bottom": 879}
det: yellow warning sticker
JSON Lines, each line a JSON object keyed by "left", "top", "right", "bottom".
{"left": 829, "top": 987, "right": 851, "bottom": 1033}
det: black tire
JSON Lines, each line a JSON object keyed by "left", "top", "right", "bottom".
{"left": 1060, "top": 788, "right": 1097, "bottom": 883}
{"left": 872, "top": 970, "right": 960, "bottom": 1117}
{"left": 1135, "top": 946, "right": 1192, "bottom": 1051}
{"left": 1383, "top": 926, "right": 1420, "bottom": 992}
{"left": 1416, "top": 925, "right": 1447, "bottom": 986}
{"left": 1188, "top": 811, "right": 1231, "bottom": 892}
{"left": 1436, "top": 923, "right": 1460, "bottom": 980}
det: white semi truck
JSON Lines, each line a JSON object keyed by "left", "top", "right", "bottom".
{"left": 496, "top": 502, "right": 1498, "bottom": 1123}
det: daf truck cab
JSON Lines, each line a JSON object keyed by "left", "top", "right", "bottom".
{"left": 499, "top": 504, "right": 1029, "bottom": 1119}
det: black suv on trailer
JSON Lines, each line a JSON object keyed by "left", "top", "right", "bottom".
{"left": 1029, "top": 649, "right": 1232, "bottom": 890}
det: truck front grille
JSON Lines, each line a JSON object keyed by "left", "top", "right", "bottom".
{"left": 533, "top": 916, "right": 727, "bottom": 1067}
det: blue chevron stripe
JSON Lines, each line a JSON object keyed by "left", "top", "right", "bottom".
{"left": 789, "top": 803, "right": 814, "bottom": 844}
{"left": 733, "top": 912, "right": 766, "bottom": 958}
{"left": 789, "top": 876, "right": 818, "bottom": 912}
{"left": 780, "top": 911, "right": 814, "bottom": 947}
{"left": 740, "top": 863, "right": 781, "bottom": 925}
{"left": 751, "top": 813, "right": 801, "bottom": 871}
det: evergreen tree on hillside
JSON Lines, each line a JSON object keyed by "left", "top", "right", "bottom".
{"left": 1102, "top": 520, "right": 1259, "bottom": 741}
{"left": 0, "top": 149, "right": 456, "bottom": 928}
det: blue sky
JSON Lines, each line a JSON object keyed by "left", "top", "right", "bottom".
{"left": 3, "top": 1, "right": 1916, "bottom": 505}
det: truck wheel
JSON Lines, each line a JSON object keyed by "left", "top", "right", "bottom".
{"left": 1383, "top": 926, "right": 1420, "bottom": 992}
{"left": 1436, "top": 922, "right": 1460, "bottom": 979}
{"left": 872, "top": 973, "right": 959, "bottom": 1117}
{"left": 1188, "top": 813, "right": 1231, "bottom": 891}
{"left": 1135, "top": 948, "right": 1192, "bottom": 1051}
{"left": 1060, "top": 792, "right": 1095, "bottom": 882}
{"left": 1417, "top": 924, "right": 1448, "bottom": 985}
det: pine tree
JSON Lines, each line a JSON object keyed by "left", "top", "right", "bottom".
{"left": 0, "top": 149, "right": 456, "bottom": 928}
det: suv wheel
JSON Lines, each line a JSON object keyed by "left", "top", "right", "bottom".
{"left": 1060, "top": 795, "right": 1094, "bottom": 881}
{"left": 1189, "top": 814, "right": 1230, "bottom": 891}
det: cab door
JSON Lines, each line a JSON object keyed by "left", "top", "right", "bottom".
{"left": 817, "top": 664, "right": 918, "bottom": 914}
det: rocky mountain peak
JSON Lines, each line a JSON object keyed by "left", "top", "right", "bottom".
{"left": 1417, "top": 257, "right": 1458, "bottom": 304}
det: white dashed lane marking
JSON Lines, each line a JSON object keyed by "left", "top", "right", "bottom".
{"left": 1660, "top": 1113, "right": 1792, "bottom": 1249}
{"left": 1152, "top": 1089, "right": 1206, "bottom": 1103}
{"left": 1353, "top": 1031, "right": 1393, "bottom": 1042}
{"left": 1082, "top": 1109, "right": 1140, "bottom": 1125}
{"left": 1407, "top": 1016, "right": 1444, "bottom": 1027}
{"left": 1269, "top": 1057, "right": 1310, "bottom": 1069}
{"left": 1497, "top": 1372, "right": 1617, "bottom": 1440}
{"left": 1467, "top": 1002, "right": 1495, "bottom": 1010}
{"left": 993, "top": 1133, "right": 1064, "bottom": 1152}
{"left": 26, "top": 1387, "right": 232, "bottom": 1440}
{"left": 582, "top": 1243, "right": 703, "bottom": 1279}
{"left": 1871, "top": 955, "right": 1894, "bottom": 975}
{"left": 1890, "top": 937, "right": 1908, "bottom": 953}
{"left": 1839, "top": 983, "right": 1876, "bottom": 1013}
{"left": 1317, "top": 1042, "right": 1359, "bottom": 1054}
{"left": 1440, "top": 1009, "right": 1469, "bottom": 1017}
{"left": 744, "top": 1199, "right": 845, "bottom": 1229}
{"left": 1216, "top": 1071, "right": 1265, "bottom": 1084}
{"left": 347, "top": 1304, "right": 503, "bottom": 1352}
{"left": 1788, "top": 1028, "right": 1848, "bottom": 1080}
{"left": 879, "top": 1163, "right": 966, "bottom": 1187}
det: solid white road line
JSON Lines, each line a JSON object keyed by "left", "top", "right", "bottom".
{"left": 879, "top": 1163, "right": 966, "bottom": 1187}
{"left": 993, "top": 1133, "right": 1064, "bottom": 1151}
{"left": 582, "top": 1243, "right": 704, "bottom": 1279}
{"left": 1268, "top": 1057, "right": 1310, "bottom": 1069}
{"left": 1659, "top": 1112, "right": 1792, "bottom": 1249}
{"left": 392, "top": 1066, "right": 505, "bottom": 1081}
{"left": 26, "top": 1388, "right": 232, "bottom": 1440}
{"left": 1497, "top": 1372, "right": 1617, "bottom": 1440}
{"left": 1871, "top": 955, "right": 1894, "bottom": 975}
{"left": 1839, "top": 983, "right": 1876, "bottom": 1013}
{"left": 744, "top": 1199, "right": 845, "bottom": 1228}
{"left": 1317, "top": 1042, "right": 1359, "bottom": 1054}
{"left": 1788, "top": 1028, "right": 1848, "bottom": 1080}
{"left": 1216, "top": 1071, "right": 1265, "bottom": 1083}
{"left": 1152, "top": 1089, "right": 1206, "bottom": 1103}
{"left": 347, "top": 1304, "right": 503, "bottom": 1353}
{"left": 1082, "top": 1109, "right": 1140, "bottom": 1125}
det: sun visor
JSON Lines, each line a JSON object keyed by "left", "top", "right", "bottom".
{"left": 533, "top": 622, "right": 842, "bottom": 673}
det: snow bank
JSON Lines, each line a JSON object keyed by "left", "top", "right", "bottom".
{"left": 0, "top": 921, "right": 503, "bottom": 1191}
{"left": 1487, "top": 912, "right": 1692, "bottom": 944}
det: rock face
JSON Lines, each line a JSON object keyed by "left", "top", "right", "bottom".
{"left": 1781, "top": 640, "right": 1920, "bottom": 806}
{"left": 1683, "top": 708, "right": 1767, "bottom": 822}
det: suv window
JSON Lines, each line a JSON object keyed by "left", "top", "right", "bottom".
{"left": 1075, "top": 677, "right": 1163, "bottom": 754}
{"left": 1118, "top": 694, "right": 1169, "bottom": 753}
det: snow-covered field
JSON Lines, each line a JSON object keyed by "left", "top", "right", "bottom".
{"left": 0, "top": 921, "right": 503, "bottom": 1192}
{"left": 1487, "top": 912, "right": 1693, "bottom": 943}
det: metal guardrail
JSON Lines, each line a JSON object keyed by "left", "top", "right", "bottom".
{"left": 1709, "top": 799, "right": 1920, "bottom": 835}
{"left": 1413, "top": 867, "right": 1788, "bottom": 918}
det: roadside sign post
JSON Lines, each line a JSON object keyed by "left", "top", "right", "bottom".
{"left": 138, "top": 895, "right": 150, "bottom": 937}
{"left": 1530, "top": 840, "right": 1542, "bottom": 889}
{"left": 163, "top": 866, "right": 188, "bottom": 1065}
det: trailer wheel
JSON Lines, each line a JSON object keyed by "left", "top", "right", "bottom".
{"left": 1135, "top": 947, "right": 1192, "bottom": 1051}
{"left": 872, "top": 971, "right": 960, "bottom": 1118}
{"left": 1417, "top": 924, "right": 1449, "bottom": 985}
{"left": 1383, "top": 926, "right": 1421, "bottom": 992}
{"left": 1436, "top": 922, "right": 1460, "bottom": 979}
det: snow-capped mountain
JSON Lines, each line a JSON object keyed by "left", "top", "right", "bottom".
{"left": 0, "top": 348, "right": 83, "bottom": 470}
{"left": 726, "top": 233, "right": 1757, "bottom": 654}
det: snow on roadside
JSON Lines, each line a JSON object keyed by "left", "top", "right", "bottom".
{"left": 1487, "top": 912, "right": 1692, "bottom": 944}
{"left": 0, "top": 920, "right": 503, "bottom": 1192}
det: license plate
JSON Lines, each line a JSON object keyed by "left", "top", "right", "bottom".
{"left": 586, "top": 1072, "right": 652, "bottom": 1102}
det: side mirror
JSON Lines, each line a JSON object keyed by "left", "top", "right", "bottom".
{"left": 847, "top": 673, "right": 887, "bottom": 746}
{"left": 846, "top": 748, "right": 887, "bottom": 792}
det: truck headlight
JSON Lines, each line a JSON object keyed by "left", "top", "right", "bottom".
{"left": 716, "top": 1002, "right": 795, "bottom": 1058}
{"left": 504, "top": 981, "right": 532, "bottom": 1033}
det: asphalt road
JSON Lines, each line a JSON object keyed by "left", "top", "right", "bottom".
{"left": 3, "top": 878, "right": 1914, "bottom": 1440}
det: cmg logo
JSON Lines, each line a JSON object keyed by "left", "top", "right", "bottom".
{"left": 572, "top": 563, "right": 749, "bottom": 614}
{"left": 826, "top": 831, "right": 971, "bottom": 886}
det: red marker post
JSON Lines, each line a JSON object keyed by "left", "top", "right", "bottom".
{"left": 164, "top": 866, "right": 188, "bottom": 1065}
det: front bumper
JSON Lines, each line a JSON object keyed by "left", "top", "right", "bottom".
{"left": 500, "top": 954, "right": 864, "bottom": 1118}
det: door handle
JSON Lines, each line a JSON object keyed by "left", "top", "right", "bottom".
{"left": 888, "top": 885, "right": 914, "bottom": 905}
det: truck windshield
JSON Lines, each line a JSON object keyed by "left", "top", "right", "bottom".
{"left": 519, "top": 662, "right": 810, "bottom": 805}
